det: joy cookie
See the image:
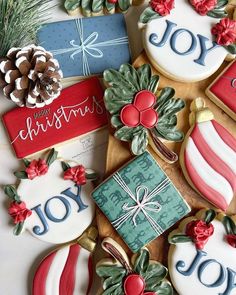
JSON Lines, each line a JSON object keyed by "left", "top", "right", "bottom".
{"left": 104, "top": 63, "right": 185, "bottom": 162}
{"left": 139, "top": 0, "right": 236, "bottom": 82}
{"left": 96, "top": 237, "right": 173, "bottom": 294}
{"left": 4, "top": 149, "right": 98, "bottom": 243}
{"left": 180, "top": 98, "right": 236, "bottom": 212}
{"left": 92, "top": 151, "right": 190, "bottom": 253}
{"left": 206, "top": 59, "right": 236, "bottom": 121}
{"left": 168, "top": 209, "right": 236, "bottom": 295}
{"left": 33, "top": 226, "right": 98, "bottom": 295}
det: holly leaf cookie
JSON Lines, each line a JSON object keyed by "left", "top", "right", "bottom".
{"left": 4, "top": 149, "right": 98, "bottom": 243}
{"left": 104, "top": 63, "right": 185, "bottom": 163}
{"left": 180, "top": 98, "right": 236, "bottom": 212}
{"left": 168, "top": 209, "right": 236, "bottom": 295}
{"left": 96, "top": 237, "right": 173, "bottom": 294}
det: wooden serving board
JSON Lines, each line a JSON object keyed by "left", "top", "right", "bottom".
{"left": 95, "top": 50, "right": 236, "bottom": 262}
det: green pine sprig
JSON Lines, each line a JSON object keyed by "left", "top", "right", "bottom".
{"left": 0, "top": 0, "right": 53, "bottom": 57}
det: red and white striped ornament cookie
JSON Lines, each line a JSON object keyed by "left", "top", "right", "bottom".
{"left": 180, "top": 98, "right": 236, "bottom": 212}
{"left": 33, "top": 227, "right": 97, "bottom": 295}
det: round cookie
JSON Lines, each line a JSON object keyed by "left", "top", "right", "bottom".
{"left": 141, "top": 0, "right": 230, "bottom": 82}
{"left": 168, "top": 209, "right": 236, "bottom": 295}
{"left": 179, "top": 98, "right": 236, "bottom": 212}
{"left": 4, "top": 149, "right": 98, "bottom": 244}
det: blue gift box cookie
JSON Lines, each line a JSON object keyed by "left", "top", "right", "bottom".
{"left": 37, "top": 14, "right": 131, "bottom": 78}
{"left": 92, "top": 152, "right": 190, "bottom": 252}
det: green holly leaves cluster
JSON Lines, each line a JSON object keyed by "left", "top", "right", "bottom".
{"left": 64, "top": 0, "right": 131, "bottom": 17}
{"left": 104, "top": 63, "right": 185, "bottom": 155}
{"left": 207, "top": 0, "right": 228, "bottom": 18}
{"left": 96, "top": 248, "right": 173, "bottom": 294}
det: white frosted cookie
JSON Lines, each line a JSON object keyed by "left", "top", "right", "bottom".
{"left": 168, "top": 209, "right": 236, "bottom": 295}
{"left": 4, "top": 149, "right": 98, "bottom": 244}
{"left": 140, "top": 0, "right": 233, "bottom": 82}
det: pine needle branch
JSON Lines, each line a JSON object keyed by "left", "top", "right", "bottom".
{"left": 0, "top": 0, "right": 54, "bottom": 57}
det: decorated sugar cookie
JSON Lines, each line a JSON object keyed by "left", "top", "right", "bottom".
{"left": 4, "top": 149, "right": 98, "bottom": 244}
{"left": 180, "top": 98, "right": 236, "bottom": 212}
{"left": 92, "top": 151, "right": 190, "bottom": 252}
{"left": 96, "top": 237, "right": 173, "bottom": 294}
{"left": 104, "top": 63, "right": 185, "bottom": 162}
{"left": 206, "top": 59, "right": 236, "bottom": 121}
{"left": 2, "top": 77, "right": 107, "bottom": 159}
{"left": 33, "top": 226, "right": 98, "bottom": 295}
{"left": 168, "top": 209, "right": 236, "bottom": 295}
{"left": 64, "top": 0, "right": 142, "bottom": 17}
{"left": 139, "top": 0, "right": 236, "bottom": 82}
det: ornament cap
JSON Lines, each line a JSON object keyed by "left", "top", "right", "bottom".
{"left": 189, "top": 97, "right": 214, "bottom": 125}
{"left": 77, "top": 226, "right": 98, "bottom": 252}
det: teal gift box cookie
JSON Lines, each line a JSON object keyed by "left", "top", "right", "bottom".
{"left": 92, "top": 152, "right": 190, "bottom": 252}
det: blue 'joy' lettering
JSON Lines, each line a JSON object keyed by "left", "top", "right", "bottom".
{"left": 176, "top": 250, "right": 236, "bottom": 294}
{"left": 149, "top": 20, "right": 219, "bottom": 66}
{"left": 31, "top": 184, "right": 88, "bottom": 235}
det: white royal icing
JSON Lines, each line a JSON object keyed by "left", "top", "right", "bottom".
{"left": 168, "top": 219, "right": 236, "bottom": 295}
{"left": 142, "top": 1, "right": 227, "bottom": 82}
{"left": 18, "top": 160, "right": 95, "bottom": 244}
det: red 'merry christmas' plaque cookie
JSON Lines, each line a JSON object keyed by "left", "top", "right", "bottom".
{"left": 2, "top": 77, "right": 107, "bottom": 158}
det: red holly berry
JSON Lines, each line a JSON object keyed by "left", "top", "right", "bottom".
{"left": 124, "top": 274, "right": 145, "bottom": 295}
{"left": 120, "top": 90, "right": 158, "bottom": 129}
{"left": 107, "top": 0, "right": 118, "bottom": 3}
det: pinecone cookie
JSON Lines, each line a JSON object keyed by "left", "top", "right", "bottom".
{"left": 0, "top": 45, "right": 63, "bottom": 108}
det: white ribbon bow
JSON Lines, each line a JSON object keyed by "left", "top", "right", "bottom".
{"left": 51, "top": 18, "right": 129, "bottom": 76}
{"left": 112, "top": 172, "right": 170, "bottom": 235}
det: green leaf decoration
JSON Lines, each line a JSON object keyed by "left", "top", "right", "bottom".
{"left": 85, "top": 172, "right": 98, "bottom": 180}
{"left": 61, "top": 161, "right": 71, "bottom": 172}
{"left": 226, "top": 44, "right": 236, "bottom": 55}
{"left": 96, "top": 265, "right": 126, "bottom": 294}
{"left": 23, "top": 158, "right": 31, "bottom": 167}
{"left": 111, "top": 115, "right": 123, "bottom": 128}
{"left": 168, "top": 234, "right": 192, "bottom": 244}
{"left": 4, "top": 185, "right": 20, "bottom": 202}
{"left": 148, "top": 75, "right": 160, "bottom": 93}
{"left": 64, "top": 0, "right": 81, "bottom": 11}
{"left": 14, "top": 171, "right": 28, "bottom": 179}
{"left": 115, "top": 126, "right": 143, "bottom": 142}
{"left": 119, "top": 64, "right": 141, "bottom": 92}
{"left": 133, "top": 248, "right": 150, "bottom": 275}
{"left": 139, "top": 7, "right": 162, "bottom": 24}
{"left": 13, "top": 221, "right": 24, "bottom": 236}
{"left": 131, "top": 129, "right": 148, "bottom": 155}
{"left": 137, "top": 64, "right": 152, "bottom": 90}
{"left": 92, "top": 0, "right": 103, "bottom": 12}
{"left": 204, "top": 209, "right": 216, "bottom": 224}
{"left": 215, "top": 0, "right": 228, "bottom": 9}
{"left": 207, "top": 9, "right": 228, "bottom": 18}
{"left": 144, "top": 262, "right": 168, "bottom": 286}
{"left": 156, "top": 87, "right": 176, "bottom": 108}
{"left": 148, "top": 279, "right": 173, "bottom": 295}
{"left": 81, "top": 0, "right": 92, "bottom": 16}
{"left": 223, "top": 216, "right": 236, "bottom": 235}
{"left": 46, "top": 149, "right": 58, "bottom": 166}
{"left": 118, "top": 0, "right": 130, "bottom": 12}
{"left": 105, "top": 0, "right": 115, "bottom": 11}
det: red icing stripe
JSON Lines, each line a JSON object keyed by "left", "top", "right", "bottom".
{"left": 86, "top": 254, "right": 93, "bottom": 295}
{"left": 212, "top": 120, "right": 236, "bottom": 153}
{"left": 191, "top": 125, "right": 236, "bottom": 192}
{"left": 184, "top": 151, "right": 228, "bottom": 211}
{"left": 32, "top": 251, "right": 57, "bottom": 295}
{"left": 59, "top": 244, "right": 80, "bottom": 295}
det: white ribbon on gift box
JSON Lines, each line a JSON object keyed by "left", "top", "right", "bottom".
{"left": 111, "top": 172, "right": 171, "bottom": 235}
{"left": 51, "top": 18, "right": 129, "bottom": 76}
